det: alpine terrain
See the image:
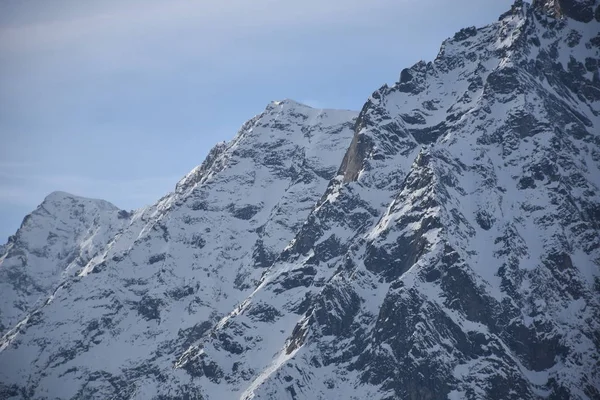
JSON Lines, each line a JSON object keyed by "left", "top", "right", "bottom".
{"left": 1, "top": 0, "right": 599, "bottom": 399}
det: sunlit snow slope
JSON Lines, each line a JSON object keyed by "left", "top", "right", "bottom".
{"left": 1, "top": 1, "right": 599, "bottom": 399}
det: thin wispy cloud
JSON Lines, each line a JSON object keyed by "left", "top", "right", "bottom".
{"left": 1, "top": 0, "right": 402, "bottom": 41}
{"left": 0, "top": 0, "right": 412, "bottom": 83}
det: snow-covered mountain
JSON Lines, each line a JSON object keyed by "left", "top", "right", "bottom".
{"left": 0, "top": 192, "right": 127, "bottom": 336}
{"left": 1, "top": 1, "right": 599, "bottom": 399}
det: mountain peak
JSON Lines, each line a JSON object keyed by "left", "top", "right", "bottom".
{"left": 42, "top": 190, "right": 77, "bottom": 202}
{"left": 0, "top": 190, "right": 127, "bottom": 337}
{"left": 532, "top": 0, "right": 600, "bottom": 21}
{"left": 264, "top": 98, "right": 316, "bottom": 114}
{"left": 270, "top": 98, "right": 310, "bottom": 108}
{"left": 41, "top": 191, "right": 119, "bottom": 211}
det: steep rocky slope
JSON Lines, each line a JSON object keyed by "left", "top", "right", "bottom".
{"left": 175, "top": 2, "right": 600, "bottom": 399}
{"left": 0, "top": 102, "right": 356, "bottom": 399}
{"left": 1, "top": 1, "right": 599, "bottom": 399}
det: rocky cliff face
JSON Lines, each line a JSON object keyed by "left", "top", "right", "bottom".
{"left": 1, "top": 1, "right": 599, "bottom": 399}
{"left": 533, "top": 0, "right": 600, "bottom": 22}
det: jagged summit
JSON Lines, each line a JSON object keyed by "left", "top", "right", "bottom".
{"left": 175, "top": 99, "right": 356, "bottom": 195}
{"left": 532, "top": 0, "right": 600, "bottom": 21}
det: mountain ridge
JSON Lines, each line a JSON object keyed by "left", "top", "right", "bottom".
{"left": 0, "top": 99, "right": 359, "bottom": 400}
{"left": 1, "top": 1, "right": 599, "bottom": 399}
{"left": 181, "top": 3, "right": 599, "bottom": 398}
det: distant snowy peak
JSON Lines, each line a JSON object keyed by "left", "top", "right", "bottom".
{"left": 11, "top": 190, "right": 124, "bottom": 253}
{"left": 0, "top": 191, "right": 127, "bottom": 334}
{"left": 39, "top": 191, "right": 122, "bottom": 220}
{"left": 42, "top": 190, "right": 117, "bottom": 205}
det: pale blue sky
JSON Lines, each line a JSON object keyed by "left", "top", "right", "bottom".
{"left": 0, "top": 0, "right": 514, "bottom": 242}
